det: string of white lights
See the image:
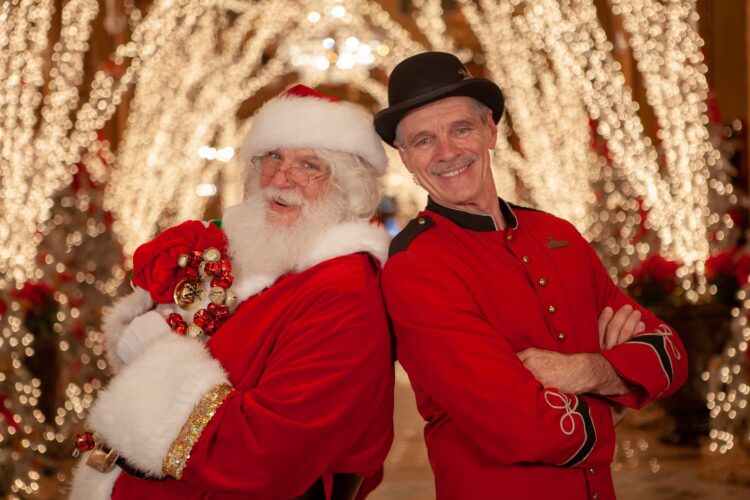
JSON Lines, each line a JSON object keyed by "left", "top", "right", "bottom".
{"left": 610, "top": 0, "right": 719, "bottom": 298}
{"left": 412, "top": 0, "right": 458, "bottom": 53}
{"left": 706, "top": 287, "right": 750, "bottom": 454}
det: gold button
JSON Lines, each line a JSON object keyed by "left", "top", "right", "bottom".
{"left": 589, "top": 468, "right": 595, "bottom": 474}
{"left": 507, "top": 232, "right": 513, "bottom": 241}
{"left": 593, "top": 494, "right": 599, "bottom": 500}
{"left": 417, "top": 217, "right": 426, "bottom": 225}
{"left": 522, "top": 256, "right": 529, "bottom": 263}
{"left": 538, "top": 278, "right": 547, "bottom": 286}
{"left": 558, "top": 332, "right": 566, "bottom": 341}
{"left": 548, "top": 305, "right": 556, "bottom": 314}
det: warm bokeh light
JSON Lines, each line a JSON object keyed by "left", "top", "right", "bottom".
{"left": 0, "top": 0, "right": 744, "bottom": 494}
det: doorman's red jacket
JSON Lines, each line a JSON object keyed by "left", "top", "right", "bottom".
{"left": 383, "top": 198, "right": 687, "bottom": 500}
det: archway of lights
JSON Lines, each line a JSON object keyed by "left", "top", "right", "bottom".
{"left": 1, "top": 0, "right": 735, "bottom": 285}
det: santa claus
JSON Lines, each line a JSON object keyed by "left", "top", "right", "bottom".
{"left": 70, "top": 85, "right": 394, "bottom": 500}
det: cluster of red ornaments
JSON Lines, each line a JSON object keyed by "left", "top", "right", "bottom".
{"left": 73, "top": 431, "right": 96, "bottom": 457}
{"left": 168, "top": 247, "right": 238, "bottom": 339}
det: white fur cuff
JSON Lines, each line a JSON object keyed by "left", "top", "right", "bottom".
{"left": 86, "top": 334, "right": 230, "bottom": 478}
{"left": 68, "top": 458, "right": 121, "bottom": 500}
{"left": 101, "top": 287, "right": 154, "bottom": 372}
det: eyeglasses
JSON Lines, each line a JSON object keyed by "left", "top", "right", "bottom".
{"left": 257, "top": 151, "right": 329, "bottom": 186}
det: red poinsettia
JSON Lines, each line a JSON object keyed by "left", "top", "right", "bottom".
{"left": 705, "top": 246, "right": 750, "bottom": 304}
{"left": 628, "top": 254, "right": 681, "bottom": 307}
{"left": 705, "top": 249, "right": 734, "bottom": 279}
{"left": 10, "top": 282, "right": 59, "bottom": 338}
{"left": 735, "top": 254, "right": 750, "bottom": 285}
{"left": 706, "top": 246, "right": 750, "bottom": 285}
{"left": 0, "top": 393, "right": 19, "bottom": 430}
{"left": 630, "top": 254, "right": 680, "bottom": 291}
{"left": 132, "top": 220, "right": 227, "bottom": 303}
{"left": 11, "top": 282, "right": 55, "bottom": 308}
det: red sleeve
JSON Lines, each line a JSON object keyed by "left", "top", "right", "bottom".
{"left": 182, "top": 278, "right": 394, "bottom": 496}
{"left": 581, "top": 240, "right": 688, "bottom": 408}
{"left": 383, "top": 252, "right": 616, "bottom": 468}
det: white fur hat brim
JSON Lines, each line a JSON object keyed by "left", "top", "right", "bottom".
{"left": 242, "top": 92, "right": 388, "bottom": 174}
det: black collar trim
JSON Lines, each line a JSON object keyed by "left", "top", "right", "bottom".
{"left": 426, "top": 197, "right": 518, "bottom": 232}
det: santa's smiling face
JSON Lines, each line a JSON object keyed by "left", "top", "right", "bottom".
{"left": 255, "top": 147, "right": 332, "bottom": 227}
{"left": 225, "top": 149, "right": 346, "bottom": 280}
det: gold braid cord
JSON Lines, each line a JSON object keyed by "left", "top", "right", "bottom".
{"left": 163, "top": 383, "right": 234, "bottom": 479}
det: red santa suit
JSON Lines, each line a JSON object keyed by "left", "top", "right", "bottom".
{"left": 382, "top": 197, "right": 688, "bottom": 500}
{"left": 70, "top": 218, "right": 394, "bottom": 500}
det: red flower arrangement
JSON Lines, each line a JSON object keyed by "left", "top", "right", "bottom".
{"left": 133, "top": 220, "right": 227, "bottom": 303}
{"left": 628, "top": 254, "right": 682, "bottom": 307}
{"left": 630, "top": 254, "right": 681, "bottom": 292}
{"left": 705, "top": 246, "right": 750, "bottom": 304}
{"left": 628, "top": 245, "right": 750, "bottom": 307}
{"left": 10, "top": 282, "right": 59, "bottom": 338}
{"left": 132, "top": 220, "right": 238, "bottom": 340}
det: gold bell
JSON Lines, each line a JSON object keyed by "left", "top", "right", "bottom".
{"left": 85, "top": 443, "right": 119, "bottom": 473}
{"left": 174, "top": 279, "right": 202, "bottom": 309}
{"left": 202, "top": 247, "right": 221, "bottom": 263}
{"left": 198, "top": 261, "right": 210, "bottom": 279}
{"left": 224, "top": 290, "right": 238, "bottom": 310}
{"left": 187, "top": 324, "right": 205, "bottom": 339}
{"left": 208, "top": 286, "right": 226, "bottom": 305}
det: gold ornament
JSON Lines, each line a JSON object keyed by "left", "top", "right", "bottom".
{"left": 174, "top": 279, "right": 203, "bottom": 309}
{"left": 198, "top": 261, "right": 210, "bottom": 279}
{"left": 208, "top": 286, "right": 226, "bottom": 305}
{"left": 224, "top": 290, "right": 238, "bottom": 310}
{"left": 202, "top": 247, "right": 221, "bottom": 263}
{"left": 177, "top": 253, "right": 190, "bottom": 268}
{"left": 187, "top": 324, "right": 204, "bottom": 339}
{"left": 85, "top": 436, "right": 119, "bottom": 473}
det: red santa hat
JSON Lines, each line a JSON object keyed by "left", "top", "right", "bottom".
{"left": 242, "top": 84, "right": 388, "bottom": 174}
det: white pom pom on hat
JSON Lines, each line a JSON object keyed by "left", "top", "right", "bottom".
{"left": 242, "top": 84, "right": 388, "bottom": 175}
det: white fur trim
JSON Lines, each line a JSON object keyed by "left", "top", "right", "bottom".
{"left": 86, "top": 335, "right": 230, "bottom": 478}
{"left": 221, "top": 215, "right": 390, "bottom": 301}
{"left": 101, "top": 287, "right": 153, "bottom": 372}
{"left": 232, "top": 275, "right": 278, "bottom": 303}
{"left": 68, "top": 458, "right": 121, "bottom": 500}
{"left": 242, "top": 94, "right": 388, "bottom": 174}
{"left": 296, "top": 220, "right": 391, "bottom": 271}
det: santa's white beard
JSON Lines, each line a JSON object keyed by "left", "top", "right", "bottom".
{"left": 222, "top": 185, "right": 346, "bottom": 280}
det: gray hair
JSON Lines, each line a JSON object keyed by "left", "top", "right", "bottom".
{"left": 394, "top": 97, "right": 492, "bottom": 147}
{"left": 244, "top": 149, "right": 382, "bottom": 220}
{"left": 315, "top": 149, "right": 382, "bottom": 220}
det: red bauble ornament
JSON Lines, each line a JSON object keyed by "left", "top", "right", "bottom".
{"left": 75, "top": 432, "right": 96, "bottom": 452}
{"left": 204, "top": 261, "right": 221, "bottom": 275}
{"left": 167, "top": 313, "right": 183, "bottom": 328}
{"left": 193, "top": 309, "right": 210, "bottom": 327}
{"left": 220, "top": 259, "right": 232, "bottom": 273}
{"left": 211, "top": 274, "right": 233, "bottom": 289}
{"left": 214, "top": 304, "right": 230, "bottom": 319}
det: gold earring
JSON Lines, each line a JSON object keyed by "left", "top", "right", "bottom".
{"left": 412, "top": 174, "right": 420, "bottom": 186}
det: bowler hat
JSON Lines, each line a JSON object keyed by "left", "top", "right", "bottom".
{"left": 374, "top": 52, "right": 504, "bottom": 146}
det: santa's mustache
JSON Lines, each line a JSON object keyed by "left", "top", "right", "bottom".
{"left": 263, "top": 186, "right": 306, "bottom": 207}
{"left": 428, "top": 154, "right": 477, "bottom": 176}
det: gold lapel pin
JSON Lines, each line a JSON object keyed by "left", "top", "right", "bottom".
{"left": 546, "top": 236, "right": 570, "bottom": 249}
